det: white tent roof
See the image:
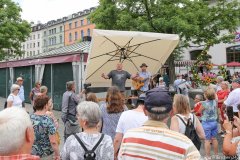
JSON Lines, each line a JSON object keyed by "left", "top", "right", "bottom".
{"left": 85, "top": 29, "right": 179, "bottom": 87}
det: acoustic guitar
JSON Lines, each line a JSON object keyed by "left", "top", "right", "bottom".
{"left": 132, "top": 77, "right": 144, "bottom": 90}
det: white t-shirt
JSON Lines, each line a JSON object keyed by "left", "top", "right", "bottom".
{"left": 116, "top": 110, "right": 148, "bottom": 134}
{"left": 176, "top": 114, "right": 197, "bottom": 134}
{"left": 224, "top": 88, "right": 240, "bottom": 112}
{"left": 7, "top": 94, "right": 22, "bottom": 108}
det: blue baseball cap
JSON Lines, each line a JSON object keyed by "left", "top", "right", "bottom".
{"left": 144, "top": 88, "right": 172, "bottom": 114}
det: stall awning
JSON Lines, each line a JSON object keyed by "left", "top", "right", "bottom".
{"left": 0, "top": 41, "right": 90, "bottom": 68}
{"left": 174, "top": 60, "right": 196, "bottom": 67}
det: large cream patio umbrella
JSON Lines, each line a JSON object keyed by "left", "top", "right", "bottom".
{"left": 85, "top": 29, "right": 179, "bottom": 88}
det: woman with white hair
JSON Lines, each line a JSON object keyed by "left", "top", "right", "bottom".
{"left": 157, "top": 77, "right": 166, "bottom": 88}
{"left": 7, "top": 84, "right": 22, "bottom": 108}
{"left": 61, "top": 101, "right": 114, "bottom": 160}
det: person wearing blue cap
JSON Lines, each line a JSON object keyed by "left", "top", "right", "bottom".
{"left": 118, "top": 88, "right": 200, "bottom": 160}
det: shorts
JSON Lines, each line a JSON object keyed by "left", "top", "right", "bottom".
{"left": 202, "top": 121, "right": 218, "bottom": 140}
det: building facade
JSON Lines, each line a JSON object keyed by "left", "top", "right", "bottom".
{"left": 64, "top": 8, "right": 96, "bottom": 46}
{"left": 21, "top": 23, "right": 43, "bottom": 59}
{"left": 42, "top": 18, "right": 66, "bottom": 52}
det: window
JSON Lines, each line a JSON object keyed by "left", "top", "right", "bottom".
{"left": 75, "top": 21, "right": 78, "bottom": 28}
{"left": 87, "top": 19, "right": 91, "bottom": 24}
{"left": 33, "top": 35, "right": 35, "bottom": 39}
{"left": 54, "top": 28, "right": 56, "bottom": 34}
{"left": 226, "top": 45, "right": 240, "bottom": 63}
{"left": 60, "top": 35, "right": 63, "bottom": 43}
{"left": 75, "top": 32, "right": 78, "bottom": 41}
{"left": 27, "top": 44, "right": 29, "bottom": 49}
{"left": 69, "top": 33, "right": 72, "bottom": 42}
{"left": 189, "top": 50, "right": 202, "bottom": 60}
{"left": 38, "top": 42, "right": 40, "bottom": 47}
{"left": 33, "top": 43, "right": 35, "bottom": 48}
{"left": 87, "top": 29, "right": 90, "bottom": 36}
{"left": 38, "top": 34, "right": 40, "bottom": 39}
{"left": 60, "top": 26, "right": 63, "bottom": 32}
{"left": 30, "top": 51, "right": 32, "bottom": 56}
{"left": 30, "top": 36, "right": 32, "bottom": 40}
{"left": 81, "top": 20, "right": 84, "bottom": 26}
{"left": 33, "top": 51, "right": 35, "bottom": 55}
{"left": 49, "top": 30, "right": 51, "bottom": 35}
{"left": 69, "top": 23, "right": 72, "bottom": 29}
{"left": 81, "top": 30, "right": 84, "bottom": 40}
{"left": 37, "top": 50, "right": 40, "bottom": 54}
{"left": 44, "top": 40, "right": 47, "bottom": 47}
{"left": 22, "top": 45, "right": 25, "bottom": 50}
{"left": 44, "top": 31, "right": 46, "bottom": 36}
{"left": 30, "top": 43, "right": 32, "bottom": 48}
{"left": 49, "top": 38, "right": 51, "bottom": 45}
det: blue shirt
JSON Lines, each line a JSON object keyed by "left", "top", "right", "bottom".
{"left": 18, "top": 85, "right": 25, "bottom": 101}
{"left": 201, "top": 100, "right": 218, "bottom": 122}
{"left": 138, "top": 71, "right": 151, "bottom": 92}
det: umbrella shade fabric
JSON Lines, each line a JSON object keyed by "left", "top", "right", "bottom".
{"left": 226, "top": 61, "right": 240, "bottom": 67}
{"left": 85, "top": 29, "right": 179, "bottom": 87}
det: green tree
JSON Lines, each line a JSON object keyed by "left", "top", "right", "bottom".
{"left": 0, "top": 0, "right": 31, "bottom": 60}
{"left": 91, "top": 0, "right": 240, "bottom": 82}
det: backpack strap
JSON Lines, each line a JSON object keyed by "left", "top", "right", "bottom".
{"left": 74, "top": 134, "right": 88, "bottom": 152}
{"left": 74, "top": 134, "right": 105, "bottom": 152}
{"left": 92, "top": 134, "right": 104, "bottom": 152}
{"left": 176, "top": 114, "right": 187, "bottom": 126}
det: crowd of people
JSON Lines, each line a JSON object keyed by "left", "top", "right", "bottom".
{"left": 1, "top": 62, "right": 240, "bottom": 160}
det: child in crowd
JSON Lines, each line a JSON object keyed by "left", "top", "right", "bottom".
{"left": 192, "top": 94, "right": 203, "bottom": 120}
{"left": 46, "top": 98, "right": 60, "bottom": 145}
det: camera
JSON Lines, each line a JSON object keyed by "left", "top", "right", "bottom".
{"left": 84, "top": 83, "right": 91, "bottom": 90}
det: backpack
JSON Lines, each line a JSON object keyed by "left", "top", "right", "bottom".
{"left": 176, "top": 114, "right": 201, "bottom": 150}
{"left": 74, "top": 134, "right": 104, "bottom": 160}
{"left": 177, "top": 80, "right": 187, "bottom": 94}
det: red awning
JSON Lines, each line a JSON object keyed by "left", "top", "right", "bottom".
{"left": 0, "top": 53, "right": 88, "bottom": 68}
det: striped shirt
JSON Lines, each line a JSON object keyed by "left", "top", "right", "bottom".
{"left": 118, "top": 120, "right": 201, "bottom": 160}
{"left": 0, "top": 154, "right": 40, "bottom": 160}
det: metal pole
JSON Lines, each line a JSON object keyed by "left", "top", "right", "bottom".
{"left": 51, "top": 64, "right": 53, "bottom": 99}
{"left": 80, "top": 52, "right": 83, "bottom": 91}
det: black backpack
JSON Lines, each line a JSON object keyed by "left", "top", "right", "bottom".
{"left": 74, "top": 134, "right": 104, "bottom": 160}
{"left": 176, "top": 114, "right": 201, "bottom": 150}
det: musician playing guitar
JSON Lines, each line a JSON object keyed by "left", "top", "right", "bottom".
{"left": 133, "top": 63, "right": 151, "bottom": 95}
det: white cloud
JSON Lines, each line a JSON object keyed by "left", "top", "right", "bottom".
{"left": 13, "top": 0, "right": 99, "bottom": 24}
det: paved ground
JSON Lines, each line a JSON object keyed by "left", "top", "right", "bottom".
{"left": 0, "top": 97, "right": 225, "bottom": 159}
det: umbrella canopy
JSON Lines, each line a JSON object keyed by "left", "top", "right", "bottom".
{"left": 85, "top": 29, "right": 179, "bottom": 87}
{"left": 226, "top": 61, "right": 240, "bottom": 67}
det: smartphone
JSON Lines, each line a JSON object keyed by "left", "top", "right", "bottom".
{"left": 226, "top": 106, "right": 234, "bottom": 121}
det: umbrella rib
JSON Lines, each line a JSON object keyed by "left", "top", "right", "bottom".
{"left": 90, "top": 49, "right": 121, "bottom": 60}
{"left": 130, "top": 51, "right": 159, "bottom": 61}
{"left": 128, "top": 39, "right": 162, "bottom": 48}
{"left": 103, "top": 36, "right": 122, "bottom": 49}
{"left": 123, "top": 57, "right": 140, "bottom": 71}
{"left": 86, "top": 52, "right": 120, "bottom": 80}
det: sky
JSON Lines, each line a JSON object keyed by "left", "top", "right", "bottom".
{"left": 13, "top": 0, "right": 99, "bottom": 24}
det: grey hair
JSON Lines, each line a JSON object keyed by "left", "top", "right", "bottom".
{"left": 66, "top": 81, "right": 75, "bottom": 91}
{"left": 217, "top": 76, "right": 224, "bottom": 81}
{"left": 0, "top": 108, "right": 32, "bottom": 154}
{"left": 40, "top": 86, "right": 48, "bottom": 93}
{"left": 146, "top": 107, "right": 170, "bottom": 121}
{"left": 77, "top": 101, "right": 101, "bottom": 128}
{"left": 11, "top": 84, "right": 20, "bottom": 93}
{"left": 195, "top": 94, "right": 203, "bottom": 101}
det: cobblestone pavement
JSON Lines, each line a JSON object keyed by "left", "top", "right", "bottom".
{"left": 0, "top": 97, "right": 225, "bottom": 159}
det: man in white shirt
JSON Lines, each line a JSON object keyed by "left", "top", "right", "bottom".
{"left": 113, "top": 94, "right": 148, "bottom": 159}
{"left": 223, "top": 78, "right": 240, "bottom": 116}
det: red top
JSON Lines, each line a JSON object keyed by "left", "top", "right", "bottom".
{"left": 193, "top": 102, "right": 202, "bottom": 117}
{"left": 217, "top": 90, "right": 230, "bottom": 108}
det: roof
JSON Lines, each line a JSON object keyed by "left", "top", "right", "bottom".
{"left": 33, "top": 41, "right": 91, "bottom": 58}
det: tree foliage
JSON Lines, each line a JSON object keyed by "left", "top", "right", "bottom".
{"left": 91, "top": 0, "right": 240, "bottom": 82}
{"left": 0, "top": 0, "right": 31, "bottom": 60}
